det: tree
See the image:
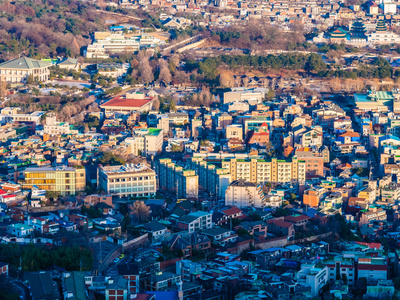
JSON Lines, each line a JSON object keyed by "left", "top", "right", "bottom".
{"left": 45, "top": 191, "right": 61, "bottom": 200}
{"left": 159, "top": 64, "right": 172, "bottom": 85}
{"left": 26, "top": 75, "right": 34, "bottom": 85}
{"left": 138, "top": 52, "right": 153, "bottom": 85}
{"left": 152, "top": 97, "right": 160, "bottom": 111}
{"left": 169, "top": 99, "right": 176, "bottom": 112}
{"left": 130, "top": 201, "right": 150, "bottom": 222}
{"left": 0, "top": 275, "right": 19, "bottom": 300}
{"left": 219, "top": 72, "right": 234, "bottom": 88}
{"left": 99, "top": 152, "right": 126, "bottom": 166}
{"left": 0, "top": 77, "right": 7, "bottom": 98}
{"left": 265, "top": 89, "right": 275, "bottom": 101}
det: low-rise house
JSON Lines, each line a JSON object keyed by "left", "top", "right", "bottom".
{"left": 177, "top": 211, "right": 213, "bottom": 233}
{"left": 234, "top": 221, "right": 267, "bottom": 238}
{"left": 7, "top": 223, "right": 33, "bottom": 237}
{"left": 202, "top": 227, "right": 238, "bottom": 246}
{"left": 141, "top": 221, "right": 168, "bottom": 241}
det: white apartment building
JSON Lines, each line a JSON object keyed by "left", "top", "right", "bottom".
{"left": 225, "top": 180, "right": 265, "bottom": 208}
{"left": 98, "top": 164, "right": 157, "bottom": 198}
{"left": 43, "top": 114, "right": 77, "bottom": 136}
{"left": 296, "top": 264, "right": 328, "bottom": 298}
{"left": 129, "top": 128, "right": 163, "bottom": 156}
{"left": 177, "top": 211, "right": 213, "bottom": 233}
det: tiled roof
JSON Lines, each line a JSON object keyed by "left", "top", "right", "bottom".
{"left": 0, "top": 57, "right": 51, "bottom": 69}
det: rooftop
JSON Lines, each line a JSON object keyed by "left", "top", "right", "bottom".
{"left": 0, "top": 57, "right": 51, "bottom": 69}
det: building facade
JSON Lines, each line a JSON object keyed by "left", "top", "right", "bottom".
{"left": 0, "top": 57, "right": 51, "bottom": 83}
{"left": 156, "top": 158, "right": 199, "bottom": 199}
{"left": 23, "top": 166, "right": 85, "bottom": 196}
{"left": 98, "top": 164, "right": 157, "bottom": 198}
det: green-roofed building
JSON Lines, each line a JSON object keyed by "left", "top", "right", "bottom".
{"left": 354, "top": 89, "right": 400, "bottom": 112}
{"left": 376, "top": 19, "right": 387, "bottom": 32}
{"left": 329, "top": 28, "right": 348, "bottom": 42}
{"left": 0, "top": 56, "right": 51, "bottom": 83}
{"left": 350, "top": 20, "right": 367, "bottom": 41}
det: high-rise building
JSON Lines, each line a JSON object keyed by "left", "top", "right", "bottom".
{"left": 188, "top": 156, "right": 306, "bottom": 196}
{"left": 156, "top": 158, "right": 198, "bottom": 199}
{"left": 98, "top": 164, "right": 156, "bottom": 198}
{"left": 23, "top": 166, "right": 85, "bottom": 196}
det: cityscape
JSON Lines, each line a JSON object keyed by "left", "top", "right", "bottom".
{"left": 2, "top": 0, "right": 400, "bottom": 299}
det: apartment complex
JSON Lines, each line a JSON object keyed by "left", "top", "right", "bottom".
{"left": 98, "top": 164, "right": 156, "bottom": 198}
{"left": 187, "top": 156, "right": 306, "bottom": 197}
{"left": 225, "top": 180, "right": 266, "bottom": 208}
{"left": 156, "top": 158, "right": 199, "bottom": 199}
{"left": 0, "top": 56, "right": 51, "bottom": 83}
{"left": 23, "top": 166, "right": 86, "bottom": 196}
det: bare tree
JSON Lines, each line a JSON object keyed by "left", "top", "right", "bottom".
{"left": 139, "top": 58, "right": 153, "bottom": 85}
{"left": 152, "top": 97, "right": 160, "bottom": 111}
{"left": 219, "top": 71, "right": 234, "bottom": 88}
{"left": 130, "top": 200, "right": 150, "bottom": 222}
{"left": 0, "top": 76, "right": 7, "bottom": 98}
{"left": 158, "top": 59, "right": 172, "bottom": 85}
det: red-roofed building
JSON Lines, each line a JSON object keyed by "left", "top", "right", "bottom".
{"left": 1, "top": 194, "right": 16, "bottom": 202}
{"left": 284, "top": 215, "right": 310, "bottom": 229}
{"left": 267, "top": 217, "right": 295, "bottom": 238}
{"left": 355, "top": 242, "right": 382, "bottom": 250}
{"left": 100, "top": 93, "right": 155, "bottom": 114}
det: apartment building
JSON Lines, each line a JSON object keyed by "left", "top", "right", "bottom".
{"left": 359, "top": 207, "right": 387, "bottom": 226}
{"left": 226, "top": 124, "right": 243, "bottom": 140}
{"left": 187, "top": 157, "right": 232, "bottom": 198}
{"left": 98, "top": 164, "right": 156, "bottom": 198}
{"left": 0, "top": 56, "right": 51, "bottom": 83}
{"left": 303, "top": 187, "right": 326, "bottom": 207}
{"left": 156, "top": 158, "right": 199, "bottom": 199}
{"left": 220, "top": 157, "right": 306, "bottom": 185}
{"left": 127, "top": 128, "right": 163, "bottom": 156}
{"left": 224, "top": 180, "right": 265, "bottom": 208}
{"left": 43, "top": 114, "right": 77, "bottom": 136}
{"left": 324, "top": 254, "right": 388, "bottom": 285}
{"left": 23, "top": 166, "right": 85, "bottom": 196}
{"left": 188, "top": 156, "right": 306, "bottom": 195}
{"left": 296, "top": 264, "right": 328, "bottom": 298}
{"left": 381, "top": 183, "right": 400, "bottom": 203}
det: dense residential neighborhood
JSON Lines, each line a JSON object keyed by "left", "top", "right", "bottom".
{"left": 4, "top": 0, "right": 400, "bottom": 299}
